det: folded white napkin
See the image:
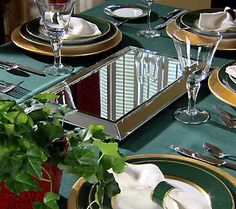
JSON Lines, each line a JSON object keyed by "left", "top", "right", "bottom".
{"left": 226, "top": 65, "right": 236, "bottom": 78}
{"left": 112, "top": 163, "right": 212, "bottom": 209}
{"left": 41, "top": 13, "right": 102, "bottom": 39}
{"left": 198, "top": 7, "right": 236, "bottom": 32}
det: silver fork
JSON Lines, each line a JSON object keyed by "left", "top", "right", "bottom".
{"left": 0, "top": 80, "right": 21, "bottom": 93}
{"left": 213, "top": 104, "right": 236, "bottom": 121}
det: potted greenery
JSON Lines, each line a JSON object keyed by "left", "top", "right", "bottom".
{"left": 0, "top": 92, "right": 125, "bottom": 209}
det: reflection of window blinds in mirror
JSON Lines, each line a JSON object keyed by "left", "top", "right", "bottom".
{"left": 100, "top": 52, "right": 180, "bottom": 120}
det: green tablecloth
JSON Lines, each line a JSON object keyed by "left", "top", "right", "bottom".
{"left": 0, "top": 0, "right": 235, "bottom": 207}
{"left": 59, "top": 0, "right": 236, "bottom": 203}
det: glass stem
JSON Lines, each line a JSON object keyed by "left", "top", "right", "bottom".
{"left": 186, "top": 74, "right": 201, "bottom": 115}
{"left": 147, "top": 2, "right": 152, "bottom": 30}
{"left": 51, "top": 37, "right": 63, "bottom": 68}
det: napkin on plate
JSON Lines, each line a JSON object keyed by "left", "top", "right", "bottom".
{"left": 226, "top": 65, "right": 236, "bottom": 78}
{"left": 197, "top": 7, "right": 236, "bottom": 32}
{"left": 40, "top": 12, "right": 102, "bottom": 39}
{"left": 112, "top": 163, "right": 212, "bottom": 209}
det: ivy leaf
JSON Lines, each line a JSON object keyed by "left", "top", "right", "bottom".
{"left": 0, "top": 100, "right": 16, "bottom": 115}
{"left": 93, "top": 140, "right": 120, "bottom": 158}
{"left": 60, "top": 146, "right": 98, "bottom": 181}
{"left": 28, "top": 108, "right": 51, "bottom": 122}
{"left": 34, "top": 121, "right": 64, "bottom": 143}
{"left": 52, "top": 104, "right": 73, "bottom": 119}
{"left": 34, "top": 92, "right": 59, "bottom": 104}
{"left": 95, "top": 183, "right": 105, "bottom": 209}
{"left": 103, "top": 172, "right": 120, "bottom": 198}
{"left": 22, "top": 145, "right": 48, "bottom": 178}
{"left": 89, "top": 125, "right": 106, "bottom": 141}
{"left": 5, "top": 172, "right": 40, "bottom": 194}
{"left": 33, "top": 192, "right": 60, "bottom": 209}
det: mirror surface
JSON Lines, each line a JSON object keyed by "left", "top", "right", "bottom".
{"left": 52, "top": 47, "right": 184, "bottom": 140}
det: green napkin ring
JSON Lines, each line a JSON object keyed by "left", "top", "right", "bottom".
{"left": 152, "top": 181, "right": 175, "bottom": 206}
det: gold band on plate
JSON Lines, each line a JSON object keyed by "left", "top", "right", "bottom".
{"left": 11, "top": 26, "right": 122, "bottom": 57}
{"left": 67, "top": 154, "right": 236, "bottom": 209}
{"left": 166, "top": 19, "right": 236, "bottom": 51}
{"left": 208, "top": 68, "right": 236, "bottom": 107}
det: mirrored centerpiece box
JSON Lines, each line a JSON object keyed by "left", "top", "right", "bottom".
{"left": 48, "top": 46, "right": 186, "bottom": 140}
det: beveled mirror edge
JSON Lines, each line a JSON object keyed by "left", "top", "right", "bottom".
{"left": 48, "top": 75, "right": 186, "bottom": 141}
{"left": 45, "top": 46, "right": 188, "bottom": 140}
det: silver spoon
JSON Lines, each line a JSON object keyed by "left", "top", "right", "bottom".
{"left": 203, "top": 143, "right": 236, "bottom": 161}
{"left": 113, "top": 19, "right": 128, "bottom": 27}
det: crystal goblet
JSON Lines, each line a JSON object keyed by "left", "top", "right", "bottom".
{"left": 34, "top": 0, "right": 75, "bottom": 76}
{"left": 172, "top": 28, "right": 222, "bottom": 124}
{"left": 137, "top": 0, "right": 160, "bottom": 38}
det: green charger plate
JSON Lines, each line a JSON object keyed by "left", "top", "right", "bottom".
{"left": 180, "top": 9, "right": 236, "bottom": 38}
{"left": 24, "top": 15, "right": 110, "bottom": 45}
{"left": 68, "top": 154, "right": 235, "bottom": 209}
{"left": 218, "top": 62, "right": 236, "bottom": 93}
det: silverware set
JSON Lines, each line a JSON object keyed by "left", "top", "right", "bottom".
{"left": 0, "top": 80, "right": 30, "bottom": 99}
{"left": 0, "top": 60, "right": 45, "bottom": 76}
{"left": 214, "top": 104, "right": 236, "bottom": 128}
{"left": 171, "top": 143, "right": 236, "bottom": 170}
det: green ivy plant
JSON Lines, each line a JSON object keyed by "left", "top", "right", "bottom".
{"left": 0, "top": 92, "right": 125, "bottom": 209}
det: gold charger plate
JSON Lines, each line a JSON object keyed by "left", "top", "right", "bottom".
{"left": 166, "top": 19, "right": 236, "bottom": 51}
{"left": 208, "top": 68, "right": 236, "bottom": 107}
{"left": 68, "top": 154, "right": 236, "bottom": 209}
{"left": 11, "top": 25, "right": 122, "bottom": 57}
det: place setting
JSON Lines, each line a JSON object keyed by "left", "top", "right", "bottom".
{"left": 67, "top": 153, "right": 236, "bottom": 209}
{"left": 166, "top": 7, "right": 236, "bottom": 50}
{"left": 164, "top": 7, "right": 236, "bottom": 108}
{"left": 11, "top": 7, "right": 122, "bottom": 58}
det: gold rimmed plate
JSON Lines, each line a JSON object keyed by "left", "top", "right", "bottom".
{"left": 104, "top": 4, "right": 148, "bottom": 20}
{"left": 25, "top": 15, "right": 111, "bottom": 45}
{"left": 68, "top": 154, "right": 236, "bottom": 209}
{"left": 208, "top": 66, "right": 236, "bottom": 107}
{"left": 11, "top": 21, "right": 122, "bottom": 57}
{"left": 166, "top": 19, "right": 236, "bottom": 51}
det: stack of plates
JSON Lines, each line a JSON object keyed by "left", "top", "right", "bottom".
{"left": 208, "top": 63, "right": 236, "bottom": 107}
{"left": 166, "top": 9, "right": 236, "bottom": 51}
{"left": 11, "top": 15, "right": 122, "bottom": 57}
{"left": 67, "top": 154, "right": 236, "bottom": 209}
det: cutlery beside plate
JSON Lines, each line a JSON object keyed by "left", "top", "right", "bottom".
{"left": 203, "top": 143, "right": 236, "bottom": 161}
{"left": 170, "top": 144, "right": 236, "bottom": 170}
{"left": 0, "top": 60, "right": 45, "bottom": 76}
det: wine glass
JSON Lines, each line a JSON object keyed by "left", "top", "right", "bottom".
{"left": 34, "top": 0, "right": 75, "bottom": 76}
{"left": 137, "top": 0, "right": 160, "bottom": 38}
{"left": 172, "top": 28, "right": 222, "bottom": 124}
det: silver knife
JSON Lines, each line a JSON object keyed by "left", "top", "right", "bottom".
{"left": 0, "top": 60, "right": 45, "bottom": 76}
{"left": 154, "top": 9, "right": 188, "bottom": 30}
{"left": 170, "top": 144, "right": 236, "bottom": 170}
